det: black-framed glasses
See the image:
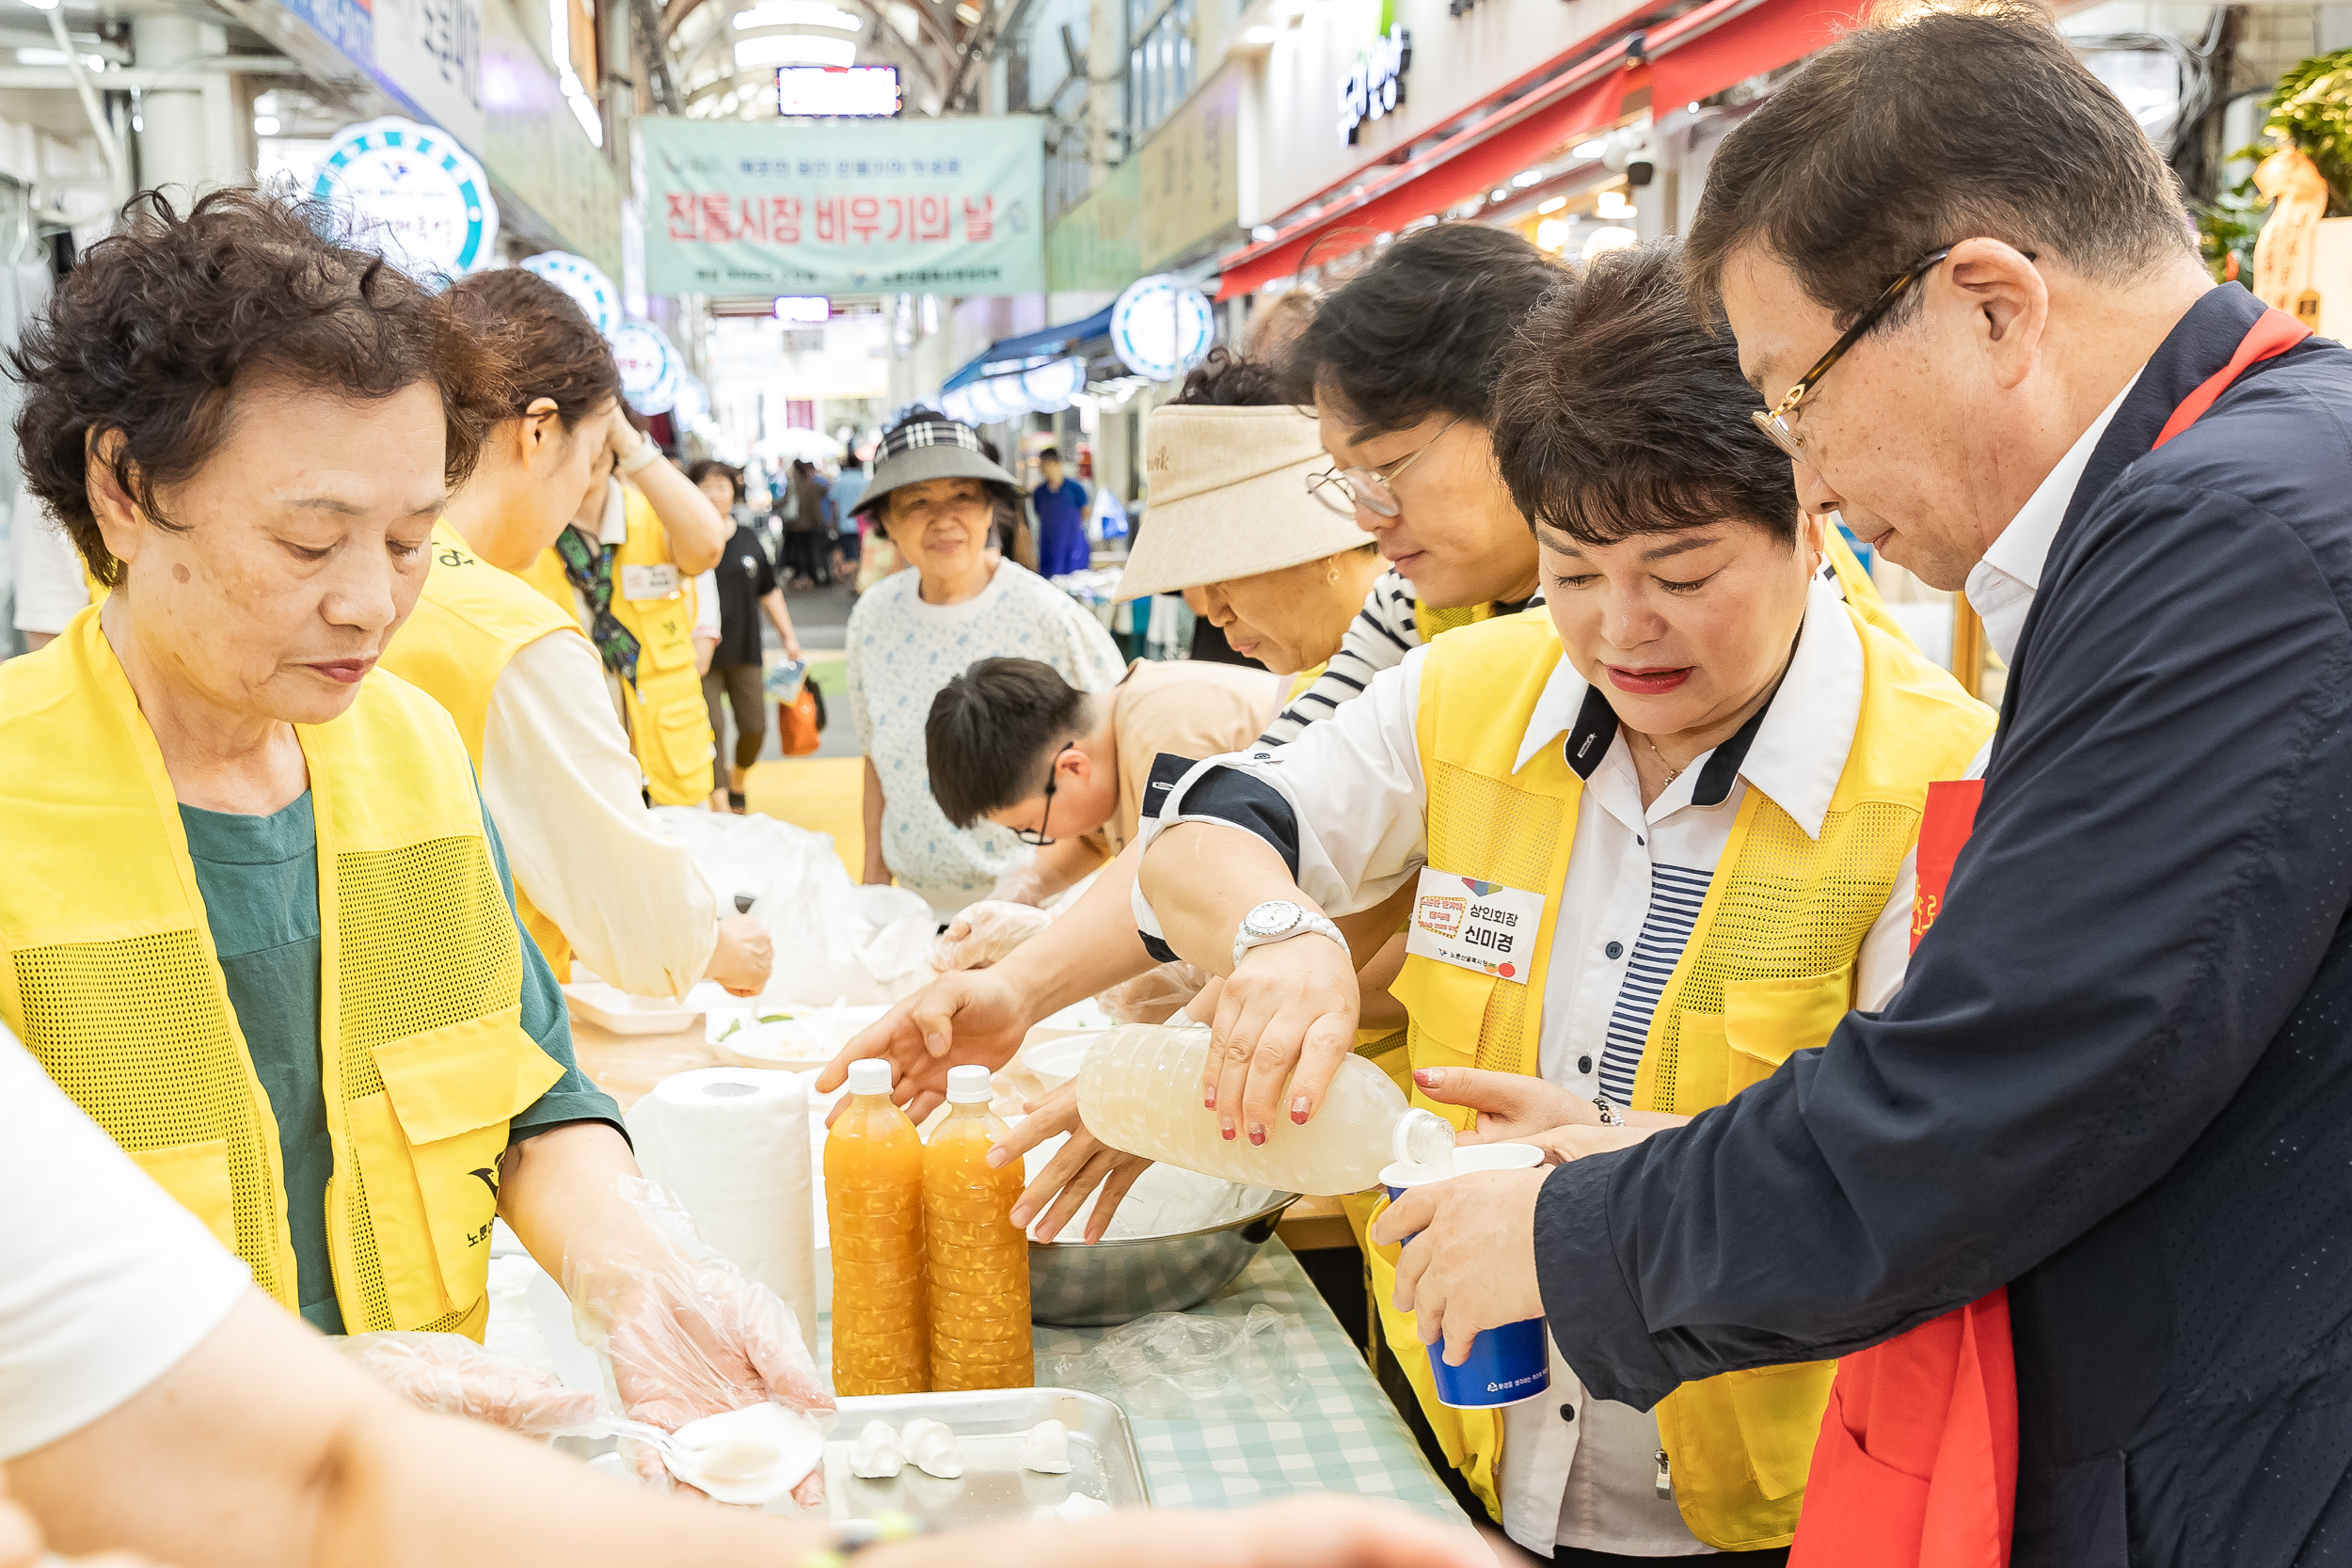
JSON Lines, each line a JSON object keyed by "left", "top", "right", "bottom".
{"left": 1013, "top": 741, "right": 1077, "bottom": 847}
{"left": 1752, "top": 245, "right": 1958, "bottom": 460}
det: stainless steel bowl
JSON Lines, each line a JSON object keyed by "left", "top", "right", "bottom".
{"left": 1027, "top": 1194, "right": 1298, "bottom": 1327}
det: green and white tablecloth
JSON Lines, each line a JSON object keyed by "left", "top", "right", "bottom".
{"left": 1031, "top": 1241, "right": 1466, "bottom": 1521}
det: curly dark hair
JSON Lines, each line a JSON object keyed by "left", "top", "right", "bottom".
{"left": 1288, "top": 225, "right": 1567, "bottom": 441}
{"left": 1489, "top": 242, "right": 1801, "bottom": 547}
{"left": 1169, "top": 346, "right": 1296, "bottom": 408}
{"left": 11, "top": 187, "right": 508, "bottom": 588}
{"left": 444, "top": 267, "right": 620, "bottom": 426}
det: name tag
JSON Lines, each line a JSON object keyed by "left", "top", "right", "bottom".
{"left": 620, "top": 562, "right": 681, "bottom": 600}
{"left": 1405, "top": 866, "right": 1545, "bottom": 984}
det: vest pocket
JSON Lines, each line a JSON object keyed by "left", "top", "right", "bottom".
{"left": 130, "top": 1137, "right": 236, "bottom": 1252}
{"left": 1721, "top": 970, "right": 1851, "bottom": 1099}
{"left": 352, "top": 1007, "right": 564, "bottom": 1327}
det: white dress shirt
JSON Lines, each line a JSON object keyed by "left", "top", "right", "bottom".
{"left": 1963, "top": 374, "right": 2140, "bottom": 664}
{"left": 481, "top": 626, "right": 720, "bottom": 998}
{"left": 1138, "top": 572, "right": 1917, "bottom": 1555}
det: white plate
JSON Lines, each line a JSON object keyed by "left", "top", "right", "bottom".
{"left": 717, "top": 1005, "right": 890, "bottom": 1068}
{"left": 563, "top": 982, "right": 703, "bottom": 1036}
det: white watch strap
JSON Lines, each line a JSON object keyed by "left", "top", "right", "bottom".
{"left": 617, "top": 435, "right": 663, "bottom": 475}
{"left": 1232, "top": 911, "right": 1346, "bottom": 971}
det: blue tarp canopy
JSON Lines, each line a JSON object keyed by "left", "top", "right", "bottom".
{"left": 940, "top": 304, "right": 1116, "bottom": 393}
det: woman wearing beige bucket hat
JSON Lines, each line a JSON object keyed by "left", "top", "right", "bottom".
{"left": 1117, "top": 358, "right": 1384, "bottom": 680}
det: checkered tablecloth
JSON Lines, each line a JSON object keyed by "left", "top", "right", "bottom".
{"left": 1031, "top": 1241, "right": 1466, "bottom": 1520}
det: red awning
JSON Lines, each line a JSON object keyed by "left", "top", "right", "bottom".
{"left": 1213, "top": 0, "right": 1864, "bottom": 301}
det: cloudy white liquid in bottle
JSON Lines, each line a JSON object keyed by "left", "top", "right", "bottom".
{"left": 1074, "top": 1024, "right": 1455, "bottom": 1196}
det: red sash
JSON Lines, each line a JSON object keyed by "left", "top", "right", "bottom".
{"left": 1789, "top": 306, "right": 2312, "bottom": 1568}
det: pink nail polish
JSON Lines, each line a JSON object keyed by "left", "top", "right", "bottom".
{"left": 1220, "top": 1118, "right": 1235, "bottom": 1141}
{"left": 1291, "top": 1096, "right": 1311, "bottom": 1124}
{"left": 1204, "top": 1087, "right": 1216, "bottom": 1109}
{"left": 1249, "top": 1127, "right": 1266, "bottom": 1147}
{"left": 1412, "top": 1069, "right": 1435, "bottom": 1087}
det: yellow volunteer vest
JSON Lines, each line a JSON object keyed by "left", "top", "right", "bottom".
{"left": 0, "top": 609, "right": 564, "bottom": 1339}
{"left": 1362, "top": 605, "right": 1992, "bottom": 1544}
{"left": 519, "top": 487, "right": 716, "bottom": 806}
{"left": 380, "top": 520, "right": 591, "bottom": 978}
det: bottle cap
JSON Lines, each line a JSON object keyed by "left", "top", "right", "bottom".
{"left": 946, "top": 1064, "right": 993, "bottom": 1103}
{"left": 1391, "top": 1107, "right": 1458, "bottom": 1169}
{"left": 846, "top": 1058, "right": 894, "bottom": 1097}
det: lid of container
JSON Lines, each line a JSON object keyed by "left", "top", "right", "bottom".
{"left": 846, "top": 1058, "right": 893, "bottom": 1097}
{"left": 1391, "top": 1107, "right": 1458, "bottom": 1169}
{"left": 946, "top": 1064, "right": 993, "bottom": 1103}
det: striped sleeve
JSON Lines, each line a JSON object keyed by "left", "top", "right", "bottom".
{"left": 1255, "top": 570, "right": 1420, "bottom": 745}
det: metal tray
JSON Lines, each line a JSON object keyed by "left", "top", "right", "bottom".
{"left": 824, "top": 1386, "right": 1149, "bottom": 1525}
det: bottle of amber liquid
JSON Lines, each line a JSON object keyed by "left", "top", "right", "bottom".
{"left": 923, "top": 1065, "right": 1032, "bottom": 1390}
{"left": 825, "top": 1059, "right": 929, "bottom": 1394}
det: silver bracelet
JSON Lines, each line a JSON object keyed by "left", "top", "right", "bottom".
{"left": 1594, "top": 1096, "right": 1624, "bottom": 1127}
{"left": 617, "top": 434, "right": 663, "bottom": 475}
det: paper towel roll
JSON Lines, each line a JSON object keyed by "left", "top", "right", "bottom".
{"left": 636, "top": 1068, "right": 818, "bottom": 1358}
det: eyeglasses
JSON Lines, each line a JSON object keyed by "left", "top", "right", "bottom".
{"left": 1751, "top": 246, "right": 1958, "bottom": 461}
{"left": 1013, "top": 741, "right": 1077, "bottom": 847}
{"left": 1307, "top": 415, "right": 1461, "bottom": 518}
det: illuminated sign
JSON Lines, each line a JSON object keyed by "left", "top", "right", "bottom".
{"left": 773, "top": 294, "right": 832, "bottom": 322}
{"left": 519, "top": 250, "right": 621, "bottom": 338}
{"left": 612, "top": 320, "right": 681, "bottom": 415}
{"left": 777, "top": 65, "right": 901, "bottom": 117}
{"left": 1337, "top": 24, "right": 1410, "bottom": 146}
{"left": 1109, "top": 275, "right": 1214, "bottom": 383}
{"left": 311, "top": 117, "right": 499, "bottom": 277}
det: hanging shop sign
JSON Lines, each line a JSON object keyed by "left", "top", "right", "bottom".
{"left": 777, "top": 65, "right": 901, "bottom": 117}
{"left": 612, "top": 320, "right": 681, "bottom": 415}
{"left": 640, "top": 115, "right": 1044, "bottom": 295}
{"left": 1338, "top": 24, "right": 1412, "bottom": 146}
{"left": 1110, "top": 275, "right": 1215, "bottom": 382}
{"left": 520, "top": 250, "right": 622, "bottom": 338}
{"left": 939, "top": 356, "right": 1086, "bottom": 425}
{"left": 312, "top": 117, "right": 499, "bottom": 277}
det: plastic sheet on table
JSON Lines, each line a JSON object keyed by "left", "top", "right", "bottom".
{"left": 1046, "top": 1304, "right": 1308, "bottom": 1418}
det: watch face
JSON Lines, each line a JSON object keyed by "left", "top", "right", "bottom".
{"left": 1244, "top": 899, "right": 1304, "bottom": 938}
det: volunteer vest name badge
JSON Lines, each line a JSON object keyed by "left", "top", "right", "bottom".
{"left": 1406, "top": 868, "right": 1543, "bottom": 983}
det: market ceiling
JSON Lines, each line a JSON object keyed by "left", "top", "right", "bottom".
{"left": 660, "top": 0, "right": 1008, "bottom": 118}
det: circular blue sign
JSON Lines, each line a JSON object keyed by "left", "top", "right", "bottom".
{"left": 1111, "top": 275, "right": 1216, "bottom": 383}
{"left": 521, "top": 251, "right": 622, "bottom": 340}
{"left": 311, "top": 116, "right": 497, "bottom": 278}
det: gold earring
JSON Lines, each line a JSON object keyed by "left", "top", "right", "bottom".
{"left": 1327, "top": 565, "right": 1341, "bottom": 585}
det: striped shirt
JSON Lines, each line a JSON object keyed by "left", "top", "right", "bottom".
{"left": 1255, "top": 569, "right": 1545, "bottom": 745}
{"left": 1596, "top": 863, "right": 1713, "bottom": 1106}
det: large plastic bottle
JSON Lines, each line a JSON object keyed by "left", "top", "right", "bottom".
{"left": 922, "top": 1065, "right": 1032, "bottom": 1390}
{"left": 1074, "top": 1023, "right": 1457, "bottom": 1196}
{"left": 824, "top": 1058, "right": 929, "bottom": 1394}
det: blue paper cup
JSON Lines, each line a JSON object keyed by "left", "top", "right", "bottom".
{"left": 1380, "top": 1141, "right": 1551, "bottom": 1410}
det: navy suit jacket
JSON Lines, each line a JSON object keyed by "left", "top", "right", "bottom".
{"left": 1534, "top": 284, "right": 2352, "bottom": 1567}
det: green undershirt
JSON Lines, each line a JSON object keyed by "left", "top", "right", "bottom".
{"left": 179, "top": 790, "right": 621, "bottom": 1334}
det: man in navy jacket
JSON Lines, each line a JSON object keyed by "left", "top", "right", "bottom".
{"left": 1374, "top": 10, "right": 2352, "bottom": 1565}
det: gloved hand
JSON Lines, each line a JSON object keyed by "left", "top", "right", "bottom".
{"left": 705, "top": 913, "right": 774, "bottom": 997}
{"left": 565, "top": 1179, "right": 836, "bottom": 1504}
{"left": 1095, "top": 960, "right": 1209, "bottom": 1024}
{"left": 987, "top": 863, "right": 1052, "bottom": 908}
{"left": 931, "top": 900, "right": 1054, "bottom": 972}
{"left": 336, "top": 1331, "right": 601, "bottom": 1438}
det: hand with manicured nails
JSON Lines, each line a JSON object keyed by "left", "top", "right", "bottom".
{"left": 1369, "top": 1167, "right": 1549, "bottom": 1366}
{"left": 986, "top": 1080, "right": 1156, "bottom": 1243}
{"left": 1202, "top": 937, "right": 1360, "bottom": 1150}
{"left": 816, "top": 968, "right": 1034, "bottom": 1125}
{"left": 1409, "top": 1067, "right": 1599, "bottom": 1143}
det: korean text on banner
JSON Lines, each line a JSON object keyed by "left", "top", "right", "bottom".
{"left": 640, "top": 116, "right": 1045, "bottom": 296}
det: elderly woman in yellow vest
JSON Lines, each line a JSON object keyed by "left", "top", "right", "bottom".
{"left": 510, "top": 402, "right": 728, "bottom": 808}
{"left": 1127, "top": 245, "right": 1995, "bottom": 1563}
{"left": 376, "top": 268, "right": 771, "bottom": 1001}
{"left": 0, "top": 190, "right": 817, "bottom": 1431}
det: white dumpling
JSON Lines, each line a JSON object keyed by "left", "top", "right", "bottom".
{"left": 661, "top": 1403, "right": 826, "bottom": 1506}
{"left": 848, "top": 1419, "right": 905, "bottom": 1480}
{"left": 898, "top": 1418, "right": 964, "bottom": 1480}
{"left": 1033, "top": 1492, "right": 1112, "bottom": 1521}
{"left": 1019, "top": 1418, "right": 1073, "bottom": 1475}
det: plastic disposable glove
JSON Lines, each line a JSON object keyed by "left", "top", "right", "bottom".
{"left": 1094, "top": 960, "right": 1208, "bottom": 1024}
{"left": 986, "top": 859, "right": 1052, "bottom": 907}
{"left": 337, "top": 1331, "right": 601, "bottom": 1437}
{"left": 565, "top": 1179, "right": 836, "bottom": 1504}
{"left": 930, "top": 900, "right": 1054, "bottom": 973}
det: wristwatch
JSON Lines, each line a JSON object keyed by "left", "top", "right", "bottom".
{"left": 617, "top": 433, "right": 664, "bottom": 476}
{"left": 1232, "top": 898, "right": 1347, "bottom": 971}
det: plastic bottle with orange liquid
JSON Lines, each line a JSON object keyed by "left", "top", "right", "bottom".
{"left": 824, "top": 1058, "right": 929, "bottom": 1395}
{"left": 922, "top": 1065, "right": 1032, "bottom": 1390}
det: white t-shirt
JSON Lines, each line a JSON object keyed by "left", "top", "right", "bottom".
{"left": 845, "top": 558, "right": 1124, "bottom": 914}
{"left": 8, "top": 482, "right": 89, "bottom": 637}
{"left": 0, "top": 1025, "right": 251, "bottom": 1460}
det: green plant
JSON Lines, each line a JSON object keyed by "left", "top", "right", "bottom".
{"left": 2197, "top": 161, "right": 2265, "bottom": 281}
{"left": 2265, "top": 47, "right": 2352, "bottom": 214}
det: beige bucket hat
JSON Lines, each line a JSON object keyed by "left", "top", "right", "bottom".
{"left": 1117, "top": 403, "right": 1378, "bottom": 601}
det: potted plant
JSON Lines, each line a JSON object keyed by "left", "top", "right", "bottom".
{"left": 2237, "top": 48, "right": 2352, "bottom": 334}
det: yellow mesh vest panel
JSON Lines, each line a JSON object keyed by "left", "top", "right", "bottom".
{"left": 380, "top": 521, "right": 585, "bottom": 978}
{"left": 1385, "top": 606, "right": 1994, "bottom": 1546}
{"left": 0, "top": 613, "right": 559, "bottom": 1338}
{"left": 519, "top": 492, "right": 716, "bottom": 806}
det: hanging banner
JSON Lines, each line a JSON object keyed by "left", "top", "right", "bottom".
{"left": 312, "top": 117, "right": 499, "bottom": 278}
{"left": 640, "top": 115, "right": 1044, "bottom": 295}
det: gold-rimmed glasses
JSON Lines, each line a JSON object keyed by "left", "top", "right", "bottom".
{"left": 1306, "top": 415, "right": 1462, "bottom": 517}
{"left": 1751, "top": 245, "right": 1955, "bottom": 460}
